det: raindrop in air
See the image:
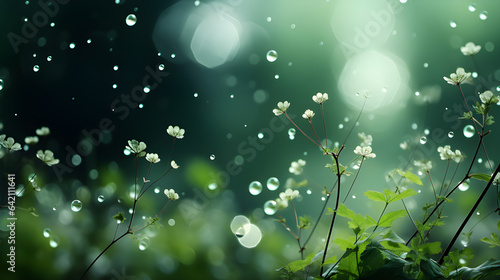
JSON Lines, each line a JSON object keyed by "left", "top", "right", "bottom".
{"left": 338, "top": 124, "right": 344, "bottom": 129}
{"left": 154, "top": 187, "right": 160, "bottom": 194}
{"left": 208, "top": 183, "right": 218, "bottom": 190}
{"left": 235, "top": 227, "right": 246, "bottom": 238}
{"left": 69, "top": 42, "right": 75, "bottom": 49}
{"left": 411, "top": 123, "right": 418, "bottom": 130}
{"left": 463, "top": 125, "right": 475, "bottom": 138}
{"left": 158, "top": 64, "right": 165, "bottom": 71}
{"left": 143, "top": 86, "right": 150, "bottom": 93}
{"left": 230, "top": 215, "right": 251, "bottom": 237}
{"left": 468, "top": 3, "right": 476, "bottom": 12}
{"left": 194, "top": 0, "right": 200, "bottom": 6}
{"left": 263, "top": 200, "right": 278, "bottom": 215}
{"left": 43, "top": 228, "right": 51, "bottom": 238}
{"left": 71, "top": 200, "right": 82, "bottom": 212}
{"left": 266, "top": 177, "right": 279, "bottom": 191}
{"left": 210, "top": 154, "right": 215, "bottom": 160}
{"left": 33, "top": 65, "right": 40, "bottom": 72}
{"left": 449, "top": 21, "right": 457, "bottom": 28}
{"left": 479, "top": 11, "right": 488, "bottom": 20}
{"left": 0, "top": 79, "right": 4, "bottom": 90}
{"left": 97, "top": 195, "right": 105, "bottom": 202}
{"left": 257, "top": 133, "right": 264, "bottom": 139}
{"left": 49, "top": 237, "right": 59, "bottom": 248}
{"left": 448, "top": 131, "right": 454, "bottom": 138}
{"left": 266, "top": 17, "right": 272, "bottom": 22}
{"left": 423, "top": 62, "right": 429, "bottom": 68}
{"left": 290, "top": 24, "right": 296, "bottom": 29}
{"left": 266, "top": 50, "right": 278, "bottom": 62}
{"left": 424, "top": 129, "right": 430, "bottom": 135}
{"left": 288, "top": 128, "right": 296, "bottom": 140}
{"left": 126, "top": 14, "right": 137, "bottom": 26}
{"left": 306, "top": 189, "right": 312, "bottom": 195}
{"left": 274, "top": 74, "right": 279, "bottom": 79}
{"left": 138, "top": 237, "right": 150, "bottom": 251}
{"left": 47, "top": 56, "right": 52, "bottom": 62}
{"left": 249, "top": 181, "right": 263, "bottom": 195}
{"left": 419, "top": 136, "right": 427, "bottom": 144}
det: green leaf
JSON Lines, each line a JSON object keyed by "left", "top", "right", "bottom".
{"left": 113, "top": 212, "right": 126, "bottom": 223}
{"left": 486, "top": 115, "right": 495, "bottom": 125}
{"left": 448, "top": 259, "right": 500, "bottom": 279}
{"left": 336, "top": 204, "right": 356, "bottom": 220}
{"left": 285, "top": 251, "right": 315, "bottom": 273}
{"left": 396, "top": 169, "right": 423, "bottom": 186}
{"left": 389, "top": 189, "right": 418, "bottom": 203}
{"left": 459, "top": 111, "right": 473, "bottom": 120}
{"left": 470, "top": 173, "right": 492, "bottom": 183}
{"left": 364, "top": 190, "right": 387, "bottom": 203}
{"left": 326, "top": 207, "right": 334, "bottom": 216}
{"left": 378, "top": 210, "right": 407, "bottom": 227}
{"left": 497, "top": 220, "right": 500, "bottom": 231}
{"left": 420, "top": 258, "right": 446, "bottom": 279}
{"left": 322, "top": 255, "right": 337, "bottom": 266}
{"left": 480, "top": 233, "right": 500, "bottom": 248}
{"left": 299, "top": 215, "right": 311, "bottom": 229}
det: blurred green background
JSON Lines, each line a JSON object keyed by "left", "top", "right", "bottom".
{"left": 1, "top": 0, "right": 500, "bottom": 279}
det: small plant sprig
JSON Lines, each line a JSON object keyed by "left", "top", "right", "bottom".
{"left": 80, "top": 125, "right": 184, "bottom": 280}
{"left": 272, "top": 41, "right": 500, "bottom": 279}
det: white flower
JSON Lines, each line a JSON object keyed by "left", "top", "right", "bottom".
{"left": 170, "top": 160, "right": 179, "bottom": 169}
{"left": 1, "top": 137, "right": 22, "bottom": 151}
{"left": 275, "top": 198, "right": 289, "bottom": 209}
{"left": 36, "top": 126, "right": 50, "bottom": 136}
{"left": 453, "top": 150, "right": 465, "bottom": 163}
{"left": 479, "top": 90, "right": 499, "bottom": 105}
{"left": 125, "top": 140, "right": 147, "bottom": 156}
{"left": 493, "top": 173, "right": 500, "bottom": 185}
{"left": 443, "top": 67, "right": 471, "bottom": 85}
{"left": 25, "top": 136, "right": 39, "bottom": 145}
{"left": 167, "top": 125, "right": 185, "bottom": 139}
{"left": 36, "top": 150, "right": 60, "bottom": 166}
{"left": 279, "top": 188, "right": 300, "bottom": 201}
{"left": 289, "top": 159, "right": 306, "bottom": 175}
{"left": 460, "top": 42, "right": 481, "bottom": 56}
{"left": 146, "top": 153, "right": 160, "bottom": 163}
{"left": 273, "top": 101, "right": 290, "bottom": 116}
{"left": 358, "top": 132, "right": 373, "bottom": 146}
{"left": 312, "top": 92, "right": 329, "bottom": 104}
{"left": 164, "top": 189, "right": 179, "bottom": 200}
{"left": 414, "top": 160, "right": 433, "bottom": 171}
{"left": 354, "top": 145, "right": 376, "bottom": 158}
{"left": 437, "top": 145, "right": 455, "bottom": 160}
{"left": 302, "top": 109, "right": 315, "bottom": 119}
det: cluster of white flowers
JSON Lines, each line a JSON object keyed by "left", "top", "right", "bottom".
{"left": 302, "top": 109, "right": 315, "bottom": 119}
{"left": 358, "top": 132, "right": 373, "bottom": 147}
{"left": 164, "top": 189, "right": 179, "bottom": 200}
{"left": 312, "top": 92, "right": 329, "bottom": 104}
{"left": 273, "top": 101, "right": 290, "bottom": 116}
{"left": 437, "top": 145, "right": 464, "bottom": 163}
{"left": 126, "top": 139, "right": 147, "bottom": 156}
{"left": 289, "top": 159, "right": 306, "bottom": 175}
{"left": 443, "top": 67, "right": 471, "bottom": 86}
{"left": 414, "top": 160, "right": 433, "bottom": 172}
{"left": 479, "top": 90, "right": 500, "bottom": 105}
{"left": 36, "top": 126, "right": 50, "bottom": 136}
{"left": 0, "top": 135, "right": 22, "bottom": 152}
{"left": 354, "top": 145, "right": 376, "bottom": 158}
{"left": 275, "top": 189, "right": 300, "bottom": 209}
{"left": 146, "top": 153, "right": 160, "bottom": 163}
{"left": 25, "top": 136, "right": 39, "bottom": 145}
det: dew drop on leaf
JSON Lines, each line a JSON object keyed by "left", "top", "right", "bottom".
{"left": 70, "top": 200, "right": 82, "bottom": 212}
{"left": 463, "top": 125, "right": 475, "bottom": 138}
{"left": 138, "top": 237, "right": 150, "bottom": 251}
{"left": 249, "top": 181, "right": 263, "bottom": 195}
{"left": 263, "top": 200, "right": 278, "bottom": 215}
{"left": 459, "top": 181, "right": 469, "bottom": 191}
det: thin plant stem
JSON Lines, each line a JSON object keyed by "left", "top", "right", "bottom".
{"left": 320, "top": 103, "right": 328, "bottom": 148}
{"left": 342, "top": 157, "right": 365, "bottom": 204}
{"left": 308, "top": 120, "right": 322, "bottom": 146}
{"left": 427, "top": 171, "right": 438, "bottom": 202}
{"left": 439, "top": 161, "right": 450, "bottom": 196}
{"left": 438, "top": 164, "right": 500, "bottom": 265}
{"left": 284, "top": 112, "right": 323, "bottom": 149}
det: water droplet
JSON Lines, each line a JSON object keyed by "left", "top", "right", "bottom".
{"left": 50, "top": 22, "right": 55, "bottom": 27}
{"left": 170, "top": 53, "right": 176, "bottom": 58}
{"left": 472, "top": 72, "right": 478, "bottom": 78}
{"left": 352, "top": 195, "right": 356, "bottom": 199}
{"left": 0, "top": 79, "right": 4, "bottom": 90}
{"left": 415, "top": 91, "right": 420, "bottom": 96}
{"left": 381, "top": 87, "right": 388, "bottom": 93}
{"left": 459, "top": 181, "right": 469, "bottom": 191}
{"left": 43, "top": 228, "right": 51, "bottom": 238}
{"left": 424, "top": 129, "right": 430, "bottom": 135}
{"left": 263, "top": 200, "right": 278, "bottom": 215}
{"left": 193, "top": 92, "right": 198, "bottom": 97}
{"left": 288, "top": 128, "right": 296, "bottom": 140}
{"left": 468, "top": 3, "right": 476, "bottom": 12}
{"left": 479, "top": 11, "right": 488, "bottom": 20}
{"left": 208, "top": 183, "right": 218, "bottom": 190}
{"left": 113, "top": 65, "right": 119, "bottom": 71}
{"left": 49, "top": 236, "right": 59, "bottom": 248}
{"left": 113, "top": 84, "right": 118, "bottom": 89}
{"left": 338, "top": 124, "right": 344, "bottom": 129}
{"left": 448, "top": 131, "right": 455, "bottom": 138}
{"left": 478, "top": 158, "right": 483, "bottom": 163}
{"left": 419, "top": 136, "right": 427, "bottom": 144}
{"left": 450, "top": 20, "right": 457, "bottom": 28}
{"left": 266, "top": 16, "right": 272, "bottom": 22}
{"left": 126, "top": 14, "right": 137, "bottom": 26}
{"left": 33, "top": 65, "right": 40, "bottom": 72}
{"left": 306, "top": 189, "right": 312, "bottom": 195}
{"left": 97, "top": 195, "right": 105, "bottom": 202}
{"left": 423, "top": 62, "right": 429, "bottom": 68}
{"left": 290, "top": 24, "right": 296, "bottom": 29}
{"left": 47, "top": 56, "right": 52, "bottom": 62}
{"left": 274, "top": 74, "right": 279, "bottom": 79}
{"left": 411, "top": 123, "right": 418, "bottom": 130}
{"left": 257, "top": 133, "right": 264, "bottom": 139}
{"left": 460, "top": 239, "right": 469, "bottom": 247}
{"left": 235, "top": 227, "right": 246, "bottom": 238}
{"left": 476, "top": 211, "right": 480, "bottom": 215}
{"left": 194, "top": 0, "right": 200, "bottom": 6}
{"left": 266, "top": 177, "right": 279, "bottom": 191}
{"left": 69, "top": 42, "right": 75, "bottom": 49}
{"left": 266, "top": 50, "right": 278, "bottom": 62}
{"left": 158, "top": 64, "right": 165, "bottom": 71}
{"left": 87, "top": 39, "right": 92, "bottom": 44}
{"left": 71, "top": 200, "right": 82, "bottom": 212}
{"left": 210, "top": 154, "right": 215, "bottom": 160}
{"left": 168, "top": 218, "right": 175, "bottom": 226}
{"left": 463, "top": 125, "right": 475, "bottom": 138}
{"left": 138, "top": 237, "right": 150, "bottom": 251}
{"left": 231, "top": 215, "right": 251, "bottom": 237}
{"left": 249, "top": 181, "right": 263, "bottom": 195}
{"left": 138, "top": 103, "right": 144, "bottom": 108}
{"left": 143, "top": 86, "right": 151, "bottom": 93}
